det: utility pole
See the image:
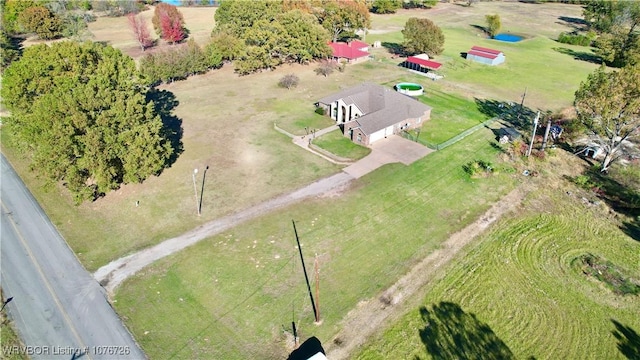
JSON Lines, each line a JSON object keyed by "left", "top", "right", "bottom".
{"left": 192, "top": 168, "right": 200, "bottom": 216}
{"left": 292, "top": 220, "right": 319, "bottom": 323}
{"left": 516, "top": 87, "right": 527, "bottom": 122}
{"left": 541, "top": 119, "right": 552, "bottom": 151}
{"left": 199, "top": 165, "right": 209, "bottom": 215}
{"left": 526, "top": 111, "right": 540, "bottom": 157}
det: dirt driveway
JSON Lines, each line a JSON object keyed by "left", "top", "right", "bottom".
{"left": 343, "top": 135, "right": 433, "bottom": 178}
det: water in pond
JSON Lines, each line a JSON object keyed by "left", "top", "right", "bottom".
{"left": 494, "top": 33, "right": 523, "bottom": 42}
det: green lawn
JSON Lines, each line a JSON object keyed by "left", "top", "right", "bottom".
{"left": 355, "top": 188, "right": 640, "bottom": 359}
{"left": 312, "top": 130, "right": 371, "bottom": 160}
{"left": 367, "top": 3, "right": 599, "bottom": 112}
{"left": 418, "top": 88, "right": 492, "bottom": 145}
{"left": 114, "top": 128, "right": 518, "bottom": 359}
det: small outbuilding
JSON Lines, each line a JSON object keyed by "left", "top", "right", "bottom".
{"left": 466, "top": 46, "right": 505, "bottom": 66}
{"left": 403, "top": 54, "right": 442, "bottom": 72}
{"left": 401, "top": 54, "right": 443, "bottom": 80}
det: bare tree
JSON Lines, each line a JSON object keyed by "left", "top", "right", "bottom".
{"left": 278, "top": 74, "right": 300, "bottom": 90}
{"left": 315, "top": 60, "right": 337, "bottom": 77}
{"left": 574, "top": 65, "right": 640, "bottom": 172}
{"left": 128, "top": 13, "right": 154, "bottom": 51}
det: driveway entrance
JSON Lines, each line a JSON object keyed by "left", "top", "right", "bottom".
{"left": 343, "top": 135, "right": 433, "bottom": 178}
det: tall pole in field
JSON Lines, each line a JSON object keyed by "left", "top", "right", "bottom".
{"left": 516, "top": 87, "right": 527, "bottom": 123}
{"left": 526, "top": 111, "right": 540, "bottom": 157}
{"left": 192, "top": 168, "right": 200, "bottom": 216}
{"left": 199, "top": 165, "right": 209, "bottom": 215}
{"left": 292, "top": 220, "right": 319, "bottom": 323}
{"left": 541, "top": 119, "right": 552, "bottom": 151}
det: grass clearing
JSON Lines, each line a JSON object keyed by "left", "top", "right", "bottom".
{"left": 115, "top": 128, "right": 518, "bottom": 359}
{"left": 355, "top": 183, "right": 640, "bottom": 359}
{"left": 367, "top": 2, "right": 598, "bottom": 112}
{"left": 312, "top": 130, "right": 371, "bottom": 160}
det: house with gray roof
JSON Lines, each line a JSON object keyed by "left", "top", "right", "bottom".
{"left": 316, "top": 83, "right": 432, "bottom": 145}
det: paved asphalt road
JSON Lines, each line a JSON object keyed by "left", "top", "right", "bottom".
{"left": 0, "top": 155, "right": 146, "bottom": 360}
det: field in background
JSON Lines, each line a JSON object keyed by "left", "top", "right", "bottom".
{"left": 87, "top": 5, "right": 217, "bottom": 59}
{"left": 366, "top": 2, "right": 597, "bottom": 111}
{"left": 355, "top": 167, "right": 640, "bottom": 359}
{"left": 114, "top": 128, "right": 517, "bottom": 359}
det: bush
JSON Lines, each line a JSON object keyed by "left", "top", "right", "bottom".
{"left": 278, "top": 74, "right": 299, "bottom": 90}
{"left": 557, "top": 31, "right": 595, "bottom": 46}
{"left": 18, "top": 6, "right": 63, "bottom": 40}
{"left": 315, "top": 107, "right": 326, "bottom": 115}
{"left": 315, "top": 60, "right": 336, "bottom": 77}
{"left": 576, "top": 253, "right": 640, "bottom": 295}
{"left": 463, "top": 160, "right": 493, "bottom": 177}
{"left": 140, "top": 40, "right": 210, "bottom": 85}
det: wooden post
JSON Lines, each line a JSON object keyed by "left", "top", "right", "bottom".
{"left": 541, "top": 119, "right": 552, "bottom": 151}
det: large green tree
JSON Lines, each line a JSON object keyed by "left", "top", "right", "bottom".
{"left": 371, "top": 0, "right": 402, "bottom": 14}
{"left": 211, "top": 1, "right": 331, "bottom": 75}
{"left": 276, "top": 10, "right": 332, "bottom": 63}
{"left": 402, "top": 17, "right": 444, "bottom": 56}
{"left": 317, "top": 0, "right": 370, "bottom": 42}
{"left": 1, "top": 41, "right": 175, "bottom": 202}
{"left": 584, "top": 0, "right": 640, "bottom": 68}
{"left": 213, "top": 0, "right": 283, "bottom": 37}
{"left": 574, "top": 65, "right": 640, "bottom": 172}
{"left": 17, "top": 6, "right": 63, "bottom": 40}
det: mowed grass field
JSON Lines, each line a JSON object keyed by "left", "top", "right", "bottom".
{"left": 355, "top": 182, "right": 640, "bottom": 359}
{"left": 0, "top": 2, "right": 597, "bottom": 271}
{"left": 366, "top": 2, "right": 598, "bottom": 111}
{"left": 114, "top": 127, "right": 518, "bottom": 359}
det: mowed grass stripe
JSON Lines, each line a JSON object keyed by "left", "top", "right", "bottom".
{"left": 115, "top": 129, "right": 518, "bottom": 359}
{"left": 356, "top": 193, "right": 639, "bottom": 359}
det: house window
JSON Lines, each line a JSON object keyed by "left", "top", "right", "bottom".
{"left": 357, "top": 134, "right": 362, "bottom": 142}
{"left": 417, "top": 118, "right": 422, "bottom": 123}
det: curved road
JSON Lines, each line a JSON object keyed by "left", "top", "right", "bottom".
{"left": 0, "top": 155, "right": 145, "bottom": 360}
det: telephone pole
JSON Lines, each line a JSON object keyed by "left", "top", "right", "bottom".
{"left": 192, "top": 168, "right": 200, "bottom": 216}
{"left": 541, "top": 119, "right": 552, "bottom": 151}
{"left": 526, "top": 111, "right": 540, "bottom": 157}
{"left": 516, "top": 87, "right": 527, "bottom": 122}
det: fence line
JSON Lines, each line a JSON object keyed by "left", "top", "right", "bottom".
{"left": 403, "top": 116, "right": 500, "bottom": 151}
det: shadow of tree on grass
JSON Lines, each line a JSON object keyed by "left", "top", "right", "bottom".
{"left": 612, "top": 319, "right": 640, "bottom": 359}
{"left": 556, "top": 16, "right": 588, "bottom": 32}
{"left": 381, "top": 42, "right": 404, "bottom": 56}
{"left": 553, "top": 47, "right": 602, "bottom": 65}
{"left": 146, "top": 88, "right": 184, "bottom": 167}
{"left": 419, "top": 302, "right": 516, "bottom": 360}
{"left": 474, "top": 98, "right": 537, "bottom": 130}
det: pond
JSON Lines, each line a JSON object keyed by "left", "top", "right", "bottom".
{"left": 493, "top": 33, "right": 523, "bottom": 42}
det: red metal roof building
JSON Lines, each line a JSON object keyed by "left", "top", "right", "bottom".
{"left": 466, "top": 46, "right": 505, "bottom": 65}
{"left": 405, "top": 56, "right": 442, "bottom": 71}
{"left": 329, "top": 41, "right": 370, "bottom": 63}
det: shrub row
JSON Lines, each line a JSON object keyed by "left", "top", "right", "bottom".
{"left": 140, "top": 40, "right": 222, "bottom": 85}
{"left": 557, "top": 31, "right": 596, "bottom": 47}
